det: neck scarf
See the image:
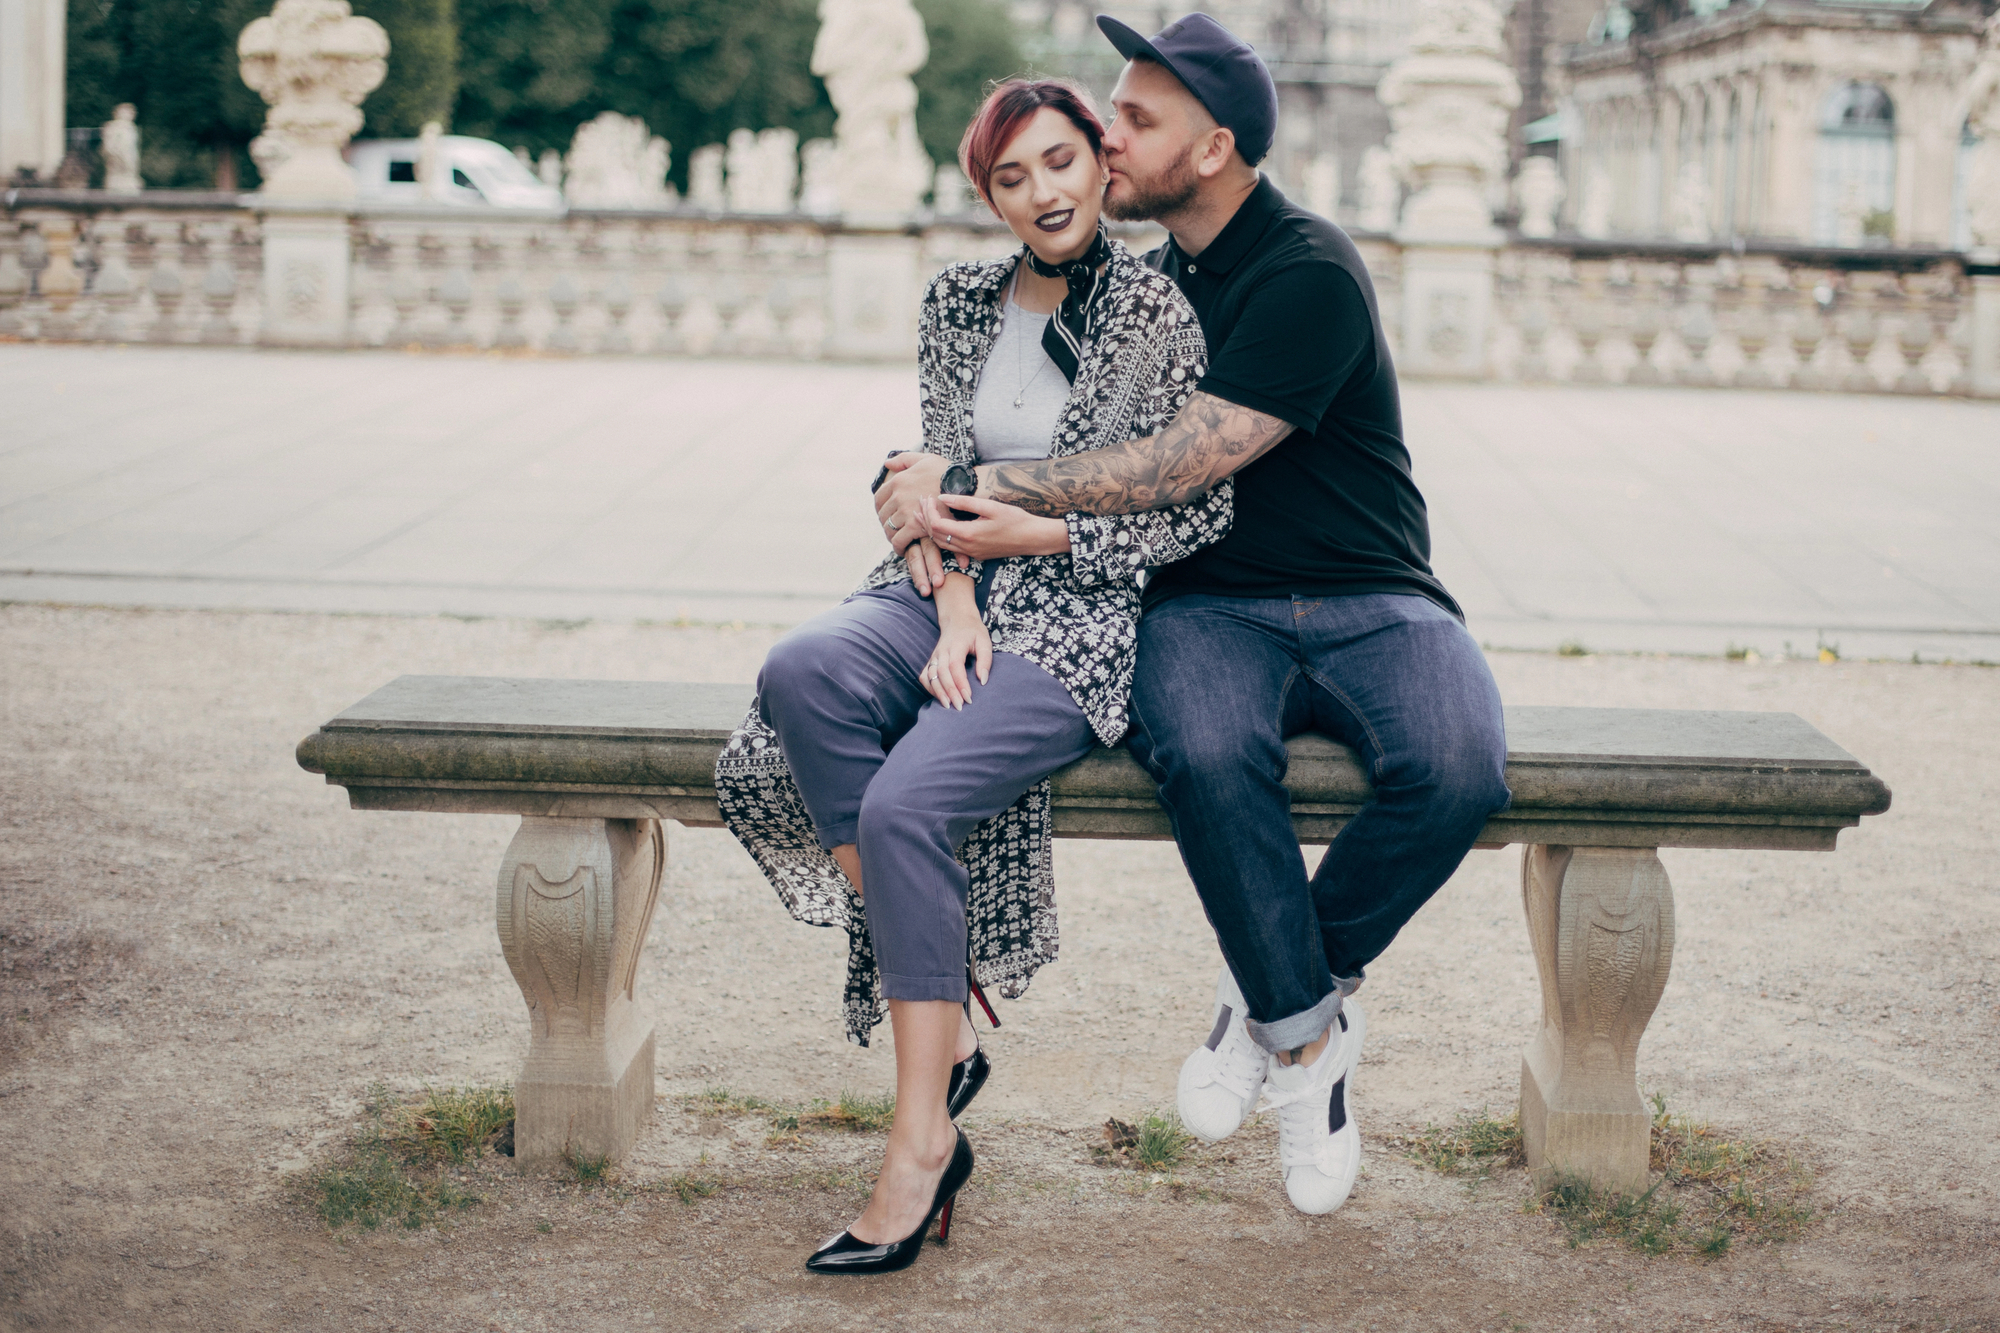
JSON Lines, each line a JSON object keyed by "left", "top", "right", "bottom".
{"left": 1023, "top": 224, "right": 1111, "bottom": 384}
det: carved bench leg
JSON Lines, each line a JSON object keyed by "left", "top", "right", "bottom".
{"left": 496, "top": 816, "right": 665, "bottom": 1163}
{"left": 1518, "top": 844, "right": 1675, "bottom": 1193}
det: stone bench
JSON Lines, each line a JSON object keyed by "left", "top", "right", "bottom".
{"left": 296, "top": 676, "right": 1892, "bottom": 1190}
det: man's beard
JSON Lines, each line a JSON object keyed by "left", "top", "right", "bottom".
{"left": 1104, "top": 146, "right": 1200, "bottom": 221}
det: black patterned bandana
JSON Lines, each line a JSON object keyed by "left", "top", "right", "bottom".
{"left": 1025, "top": 224, "right": 1112, "bottom": 384}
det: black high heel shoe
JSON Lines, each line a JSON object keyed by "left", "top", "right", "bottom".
{"left": 804, "top": 1129, "right": 975, "bottom": 1275}
{"left": 946, "top": 974, "right": 999, "bottom": 1119}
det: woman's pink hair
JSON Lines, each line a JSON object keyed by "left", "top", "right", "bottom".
{"left": 958, "top": 79, "right": 1106, "bottom": 208}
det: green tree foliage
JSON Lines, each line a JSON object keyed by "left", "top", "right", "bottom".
{"left": 911, "top": 0, "right": 1024, "bottom": 170}
{"left": 348, "top": 0, "right": 460, "bottom": 138}
{"left": 65, "top": 0, "right": 267, "bottom": 187}
{"left": 65, "top": 0, "right": 1022, "bottom": 193}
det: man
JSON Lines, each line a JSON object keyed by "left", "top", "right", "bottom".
{"left": 876, "top": 14, "right": 1510, "bottom": 1215}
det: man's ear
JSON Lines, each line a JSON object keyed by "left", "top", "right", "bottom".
{"left": 1194, "top": 127, "right": 1238, "bottom": 180}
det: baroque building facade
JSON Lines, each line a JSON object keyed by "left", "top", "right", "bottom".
{"left": 1557, "top": 0, "right": 1993, "bottom": 246}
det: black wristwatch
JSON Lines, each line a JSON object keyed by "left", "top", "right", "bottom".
{"left": 941, "top": 463, "right": 978, "bottom": 520}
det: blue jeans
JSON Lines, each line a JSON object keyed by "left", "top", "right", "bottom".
{"left": 1128, "top": 593, "right": 1510, "bottom": 1053}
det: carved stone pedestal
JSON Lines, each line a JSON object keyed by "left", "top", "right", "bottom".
{"left": 496, "top": 816, "right": 664, "bottom": 1162}
{"left": 1518, "top": 844, "right": 1674, "bottom": 1192}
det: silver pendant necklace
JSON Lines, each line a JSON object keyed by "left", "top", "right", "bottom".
{"left": 1010, "top": 266, "right": 1051, "bottom": 409}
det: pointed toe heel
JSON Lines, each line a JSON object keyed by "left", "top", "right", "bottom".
{"left": 804, "top": 1130, "right": 975, "bottom": 1275}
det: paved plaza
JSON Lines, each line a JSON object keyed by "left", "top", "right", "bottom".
{"left": 3, "top": 342, "right": 1996, "bottom": 660}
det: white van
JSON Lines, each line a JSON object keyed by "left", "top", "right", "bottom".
{"left": 347, "top": 135, "right": 565, "bottom": 210}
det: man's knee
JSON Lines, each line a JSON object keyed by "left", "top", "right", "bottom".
{"left": 1385, "top": 725, "right": 1511, "bottom": 826}
{"left": 1131, "top": 705, "right": 1280, "bottom": 794}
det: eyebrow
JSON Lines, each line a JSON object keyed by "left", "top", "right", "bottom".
{"left": 991, "top": 141, "right": 1081, "bottom": 174}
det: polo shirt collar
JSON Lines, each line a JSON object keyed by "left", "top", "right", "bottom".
{"left": 1178, "top": 173, "right": 1283, "bottom": 275}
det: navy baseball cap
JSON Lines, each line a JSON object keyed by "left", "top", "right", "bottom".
{"left": 1096, "top": 13, "right": 1278, "bottom": 165}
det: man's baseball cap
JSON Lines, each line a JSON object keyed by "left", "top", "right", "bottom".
{"left": 1095, "top": 13, "right": 1278, "bottom": 165}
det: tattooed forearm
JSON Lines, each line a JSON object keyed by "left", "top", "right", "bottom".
{"left": 981, "top": 392, "right": 1294, "bottom": 518}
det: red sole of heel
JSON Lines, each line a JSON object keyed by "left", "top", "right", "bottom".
{"left": 936, "top": 1198, "right": 954, "bottom": 1244}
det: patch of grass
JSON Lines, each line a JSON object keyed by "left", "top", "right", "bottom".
{"left": 1530, "top": 1094, "right": 1813, "bottom": 1258}
{"left": 1557, "top": 639, "right": 1589, "bottom": 657}
{"left": 562, "top": 1145, "right": 612, "bottom": 1188}
{"left": 306, "top": 1083, "right": 509, "bottom": 1230}
{"left": 1398, "top": 1107, "right": 1524, "bottom": 1177}
{"left": 799, "top": 1090, "right": 897, "bottom": 1133}
{"left": 1094, "top": 1113, "right": 1194, "bottom": 1172}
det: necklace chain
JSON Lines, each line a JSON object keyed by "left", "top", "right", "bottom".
{"left": 1010, "top": 265, "right": 1052, "bottom": 409}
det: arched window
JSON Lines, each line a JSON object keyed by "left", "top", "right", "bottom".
{"left": 1813, "top": 81, "right": 1896, "bottom": 244}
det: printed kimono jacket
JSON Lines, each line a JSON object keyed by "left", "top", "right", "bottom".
{"left": 716, "top": 238, "right": 1232, "bottom": 1043}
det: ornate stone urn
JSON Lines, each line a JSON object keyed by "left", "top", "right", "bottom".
{"left": 238, "top": 0, "right": 388, "bottom": 201}
{"left": 1377, "top": 0, "right": 1520, "bottom": 243}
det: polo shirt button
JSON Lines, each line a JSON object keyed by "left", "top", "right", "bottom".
{"left": 1187, "top": 264, "right": 1197, "bottom": 273}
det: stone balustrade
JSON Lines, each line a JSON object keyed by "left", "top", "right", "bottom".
{"left": 5, "top": 188, "right": 1996, "bottom": 397}
{"left": 1493, "top": 238, "right": 1985, "bottom": 394}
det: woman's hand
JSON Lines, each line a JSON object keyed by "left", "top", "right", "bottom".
{"left": 921, "top": 574, "right": 991, "bottom": 709}
{"left": 921, "top": 494, "right": 1072, "bottom": 562}
{"left": 905, "top": 536, "right": 947, "bottom": 597}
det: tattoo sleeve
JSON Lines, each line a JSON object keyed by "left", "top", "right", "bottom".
{"left": 982, "top": 391, "right": 1295, "bottom": 518}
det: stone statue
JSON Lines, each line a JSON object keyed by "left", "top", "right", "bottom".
{"left": 1357, "top": 145, "right": 1398, "bottom": 232}
{"left": 537, "top": 149, "right": 562, "bottom": 188}
{"left": 758, "top": 128, "right": 800, "bottom": 213}
{"left": 1375, "top": 0, "right": 1519, "bottom": 240}
{"left": 799, "top": 138, "right": 839, "bottom": 216}
{"left": 238, "top": 0, "right": 389, "bottom": 200}
{"left": 1578, "top": 166, "right": 1612, "bottom": 238}
{"left": 417, "top": 119, "right": 443, "bottom": 200}
{"left": 1671, "top": 159, "right": 1711, "bottom": 242}
{"left": 563, "top": 112, "right": 672, "bottom": 208}
{"left": 1515, "top": 155, "right": 1562, "bottom": 237}
{"left": 724, "top": 127, "right": 798, "bottom": 213}
{"left": 688, "top": 144, "right": 725, "bottom": 211}
{"left": 726, "top": 129, "right": 761, "bottom": 212}
{"left": 1958, "top": 14, "right": 2000, "bottom": 251}
{"left": 101, "top": 104, "right": 141, "bottom": 193}
{"left": 1301, "top": 151, "right": 1339, "bottom": 220}
{"left": 811, "top": 0, "right": 932, "bottom": 221}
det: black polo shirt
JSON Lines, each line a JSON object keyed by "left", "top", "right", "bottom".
{"left": 1141, "top": 175, "right": 1461, "bottom": 618}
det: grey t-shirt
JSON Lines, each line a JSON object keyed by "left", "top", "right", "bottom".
{"left": 971, "top": 293, "right": 1068, "bottom": 465}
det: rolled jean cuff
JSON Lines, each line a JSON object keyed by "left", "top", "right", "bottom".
{"left": 815, "top": 819, "right": 860, "bottom": 852}
{"left": 879, "top": 970, "right": 971, "bottom": 1004}
{"left": 1245, "top": 973, "right": 1363, "bottom": 1054}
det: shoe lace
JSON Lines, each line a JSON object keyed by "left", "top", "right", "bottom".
{"left": 1264, "top": 1083, "right": 1328, "bottom": 1170}
{"left": 1207, "top": 1024, "right": 1268, "bottom": 1103}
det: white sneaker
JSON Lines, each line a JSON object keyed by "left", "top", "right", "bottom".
{"left": 1176, "top": 967, "right": 1271, "bottom": 1143}
{"left": 1261, "top": 998, "right": 1366, "bottom": 1215}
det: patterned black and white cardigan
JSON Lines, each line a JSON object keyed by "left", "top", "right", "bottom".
{"left": 715, "top": 238, "right": 1232, "bottom": 1043}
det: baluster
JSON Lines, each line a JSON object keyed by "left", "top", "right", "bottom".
{"left": 548, "top": 273, "right": 581, "bottom": 352}
{"left": 1675, "top": 291, "right": 1716, "bottom": 386}
{"left": 200, "top": 223, "right": 241, "bottom": 343}
{"left": 1732, "top": 282, "right": 1773, "bottom": 389}
{"left": 655, "top": 275, "right": 688, "bottom": 354}
{"left": 148, "top": 223, "right": 187, "bottom": 343}
{"left": 0, "top": 224, "right": 27, "bottom": 337}
{"left": 91, "top": 219, "right": 139, "bottom": 342}
{"left": 1785, "top": 288, "right": 1828, "bottom": 390}
{"left": 1838, "top": 290, "right": 1880, "bottom": 392}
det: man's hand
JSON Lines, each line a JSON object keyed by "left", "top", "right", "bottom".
{"left": 874, "top": 452, "right": 949, "bottom": 557}
{"left": 978, "top": 391, "right": 1293, "bottom": 518}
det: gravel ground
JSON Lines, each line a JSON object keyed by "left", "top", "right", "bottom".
{"left": 0, "top": 604, "right": 1994, "bottom": 1332}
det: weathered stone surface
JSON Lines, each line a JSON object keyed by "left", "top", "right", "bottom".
{"left": 496, "top": 814, "right": 663, "bottom": 1163}
{"left": 298, "top": 676, "right": 1893, "bottom": 850}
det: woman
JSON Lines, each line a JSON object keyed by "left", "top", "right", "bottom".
{"left": 715, "top": 79, "right": 1230, "bottom": 1275}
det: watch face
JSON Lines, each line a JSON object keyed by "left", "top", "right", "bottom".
{"left": 942, "top": 464, "right": 976, "bottom": 496}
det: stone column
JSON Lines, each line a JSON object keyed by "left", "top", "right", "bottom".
{"left": 497, "top": 816, "right": 665, "bottom": 1163}
{"left": 1518, "top": 844, "right": 1675, "bottom": 1193}
{"left": 238, "top": 0, "right": 386, "bottom": 345}
{"left": 1378, "top": 0, "right": 1520, "bottom": 378}
{"left": 1965, "top": 20, "right": 2000, "bottom": 396}
{"left": 0, "top": 0, "right": 66, "bottom": 181}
